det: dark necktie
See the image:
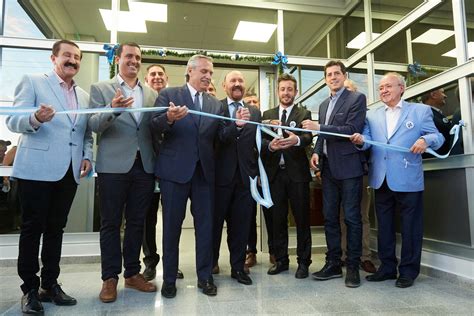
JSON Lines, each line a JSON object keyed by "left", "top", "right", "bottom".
{"left": 281, "top": 109, "right": 288, "bottom": 137}
{"left": 194, "top": 92, "right": 201, "bottom": 111}
{"left": 231, "top": 101, "right": 240, "bottom": 119}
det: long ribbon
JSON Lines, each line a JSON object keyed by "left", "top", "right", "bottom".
{"left": 250, "top": 125, "right": 273, "bottom": 208}
{"left": 1, "top": 106, "right": 465, "bottom": 159}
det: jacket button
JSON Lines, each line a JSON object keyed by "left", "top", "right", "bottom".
{"left": 137, "top": 128, "right": 140, "bottom": 131}
{"left": 69, "top": 142, "right": 73, "bottom": 146}
{"left": 384, "top": 157, "right": 386, "bottom": 160}
{"left": 72, "top": 128, "right": 75, "bottom": 132}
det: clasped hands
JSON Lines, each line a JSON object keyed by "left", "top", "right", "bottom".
{"left": 267, "top": 120, "right": 299, "bottom": 151}
{"left": 166, "top": 102, "right": 251, "bottom": 126}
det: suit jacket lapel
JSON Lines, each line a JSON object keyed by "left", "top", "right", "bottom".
{"left": 319, "top": 99, "right": 330, "bottom": 124}
{"left": 328, "top": 89, "right": 348, "bottom": 124}
{"left": 376, "top": 107, "right": 388, "bottom": 140}
{"left": 46, "top": 72, "right": 72, "bottom": 124}
{"left": 182, "top": 85, "right": 200, "bottom": 127}
{"left": 113, "top": 77, "right": 141, "bottom": 126}
{"left": 286, "top": 105, "right": 299, "bottom": 126}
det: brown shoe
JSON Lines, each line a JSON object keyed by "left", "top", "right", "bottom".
{"left": 99, "top": 278, "right": 118, "bottom": 303}
{"left": 269, "top": 254, "right": 276, "bottom": 265}
{"left": 361, "top": 260, "right": 377, "bottom": 274}
{"left": 125, "top": 274, "right": 157, "bottom": 292}
{"left": 245, "top": 252, "right": 257, "bottom": 267}
{"left": 212, "top": 264, "right": 220, "bottom": 274}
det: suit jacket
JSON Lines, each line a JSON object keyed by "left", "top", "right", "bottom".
{"left": 360, "top": 101, "right": 444, "bottom": 192}
{"left": 150, "top": 84, "right": 229, "bottom": 184}
{"left": 262, "top": 105, "right": 312, "bottom": 183}
{"left": 314, "top": 88, "right": 367, "bottom": 180}
{"left": 88, "top": 77, "right": 158, "bottom": 174}
{"left": 215, "top": 100, "right": 261, "bottom": 188}
{"left": 6, "top": 72, "right": 93, "bottom": 184}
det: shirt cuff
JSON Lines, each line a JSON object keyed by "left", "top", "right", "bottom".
{"left": 295, "top": 136, "right": 301, "bottom": 146}
{"left": 29, "top": 113, "right": 42, "bottom": 130}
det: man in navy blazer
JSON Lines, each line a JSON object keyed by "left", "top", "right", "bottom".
{"left": 212, "top": 70, "right": 258, "bottom": 285}
{"left": 303, "top": 60, "right": 367, "bottom": 288}
{"left": 150, "top": 55, "right": 249, "bottom": 298}
{"left": 6, "top": 40, "right": 92, "bottom": 314}
{"left": 351, "top": 72, "right": 444, "bottom": 288}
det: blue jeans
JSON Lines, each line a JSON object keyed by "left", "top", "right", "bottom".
{"left": 321, "top": 163, "right": 362, "bottom": 269}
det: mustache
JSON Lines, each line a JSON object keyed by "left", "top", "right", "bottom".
{"left": 64, "top": 62, "right": 78, "bottom": 69}
{"left": 232, "top": 86, "right": 243, "bottom": 92}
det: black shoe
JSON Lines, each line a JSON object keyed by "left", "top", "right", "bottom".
{"left": 366, "top": 271, "right": 397, "bottom": 282}
{"left": 231, "top": 270, "right": 252, "bottom": 285}
{"left": 21, "top": 289, "right": 44, "bottom": 315}
{"left": 176, "top": 269, "right": 184, "bottom": 279}
{"left": 396, "top": 277, "right": 414, "bottom": 288}
{"left": 345, "top": 268, "right": 361, "bottom": 288}
{"left": 161, "top": 282, "right": 177, "bottom": 298}
{"left": 312, "top": 261, "right": 342, "bottom": 280}
{"left": 38, "top": 284, "right": 77, "bottom": 306}
{"left": 143, "top": 266, "right": 156, "bottom": 281}
{"left": 267, "top": 261, "right": 289, "bottom": 275}
{"left": 295, "top": 264, "right": 309, "bottom": 279}
{"left": 197, "top": 279, "right": 217, "bottom": 296}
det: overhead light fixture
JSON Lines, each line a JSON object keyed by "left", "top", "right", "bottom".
{"left": 442, "top": 42, "right": 474, "bottom": 59}
{"left": 346, "top": 32, "right": 381, "bottom": 49}
{"left": 233, "top": 21, "right": 277, "bottom": 43}
{"left": 99, "top": 9, "right": 147, "bottom": 32}
{"left": 412, "top": 28, "right": 454, "bottom": 45}
{"left": 128, "top": 1, "right": 167, "bottom": 23}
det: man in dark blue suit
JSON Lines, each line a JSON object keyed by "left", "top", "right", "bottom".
{"left": 212, "top": 70, "right": 259, "bottom": 285}
{"left": 302, "top": 60, "right": 367, "bottom": 288}
{"left": 150, "top": 55, "right": 249, "bottom": 298}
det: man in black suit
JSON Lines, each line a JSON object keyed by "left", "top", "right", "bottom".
{"left": 212, "top": 70, "right": 258, "bottom": 285}
{"left": 421, "top": 88, "right": 452, "bottom": 158}
{"left": 302, "top": 60, "right": 367, "bottom": 288}
{"left": 262, "top": 73, "right": 313, "bottom": 279}
{"left": 150, "top": 55, "right": 249, "bottom": 298}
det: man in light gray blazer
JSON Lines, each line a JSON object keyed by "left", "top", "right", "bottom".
{"left": 89, "top": 42, "right": 158, "bottom": 303}
{"left": 6, "top": 40, "right": 92, "bottom": 314}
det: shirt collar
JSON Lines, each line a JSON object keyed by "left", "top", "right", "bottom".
{"left": 117, "top": 74, "right": 141, "bottom": 89}
{"left": 187, "top": 83, "right": 202, "bottom": 98}
{"left": 384, "top": 99, "right": 403, "bottom": 111}
{"left": 280, "top": 104, "right": 294, "bottom": 113}
{"left": 227, "top": 97, "right": 243, "bottom": 107}
{"left": 330, "top": 87, "right": 345, "bottom": 100}
{"left": 53, "top": 71, "right": 76, "bottom": 89}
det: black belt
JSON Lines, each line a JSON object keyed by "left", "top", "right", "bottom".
{"left": 279, "top": 164, "right": 286, "bottom": 170}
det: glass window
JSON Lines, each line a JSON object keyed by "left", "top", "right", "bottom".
{"left": 3, "top": 0, "right": 46, "bottom": 38}
{"left": 465, "top": 0, "right": 474, "bottom": 57}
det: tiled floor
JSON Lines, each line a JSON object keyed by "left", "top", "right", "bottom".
{"left": 1, "top": 228, "right": 473, "bottom": 315}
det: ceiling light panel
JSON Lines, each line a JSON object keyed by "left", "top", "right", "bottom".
{"left": 233, "top": 21, "right": 277, "bottom": 43}
{"left": 412, "top": 29, "right": 454, "bottom": 45}
{"left": 99, "top": 9, "right": 147, "bottom": 33}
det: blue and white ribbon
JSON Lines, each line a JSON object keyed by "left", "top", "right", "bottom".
{"left": 2, "top": 105, "right": 465, "bottom": 206}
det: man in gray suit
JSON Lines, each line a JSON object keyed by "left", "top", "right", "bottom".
{"left": 7, "top": 39, "right": 92, "bottom": 314}
{"left": 89, "top": 42, "right": 158, "bottom": 303}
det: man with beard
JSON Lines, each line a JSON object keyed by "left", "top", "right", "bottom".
{"left": 262, "top": 73, "right": 313, "bottom": 279}
{"left": 421, "top": 88, "right": 452, "bottom": 158}
{"left": 151, "top": 55, "right": 249, "bottom": 298}
{"left": 89, "top": 42, "right": 158, "bottom": 303}
{"left": 302, "top": 60, "right": 366, "bottom": 288}
{"left": 212, "top": 70, "right": 258, "bottom": 284}
{"left": 142, "top": 64, "right": 184, "bottom": 281}
{"left": 6, "top": 39, "right": 92, "bottom": 314}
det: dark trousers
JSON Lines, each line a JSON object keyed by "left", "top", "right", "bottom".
{"left": 160, "top": 163, "right": 213, "bottom": 284}
{"left": 17, "top": 165, "right": 77, "bottom": 294}
{"left": 98, "top": 158, "right": 154, "bottom": 281}
{"left": 375, "top": 180, "right": 423, "bottom": 280}
{"left": 321, "top": 162, "right": 362, "bottom": 268}
{"left": 269, "top": 168, "right": 312, "bottom": 265}
{"left": 142, "top": 191, "right": 161, "bottom": 269}
{"left": 246, "top": 201, "right": 258, "bottom": 254}
{"left": 213, "top": 174, "right": 253, "bottom": 272}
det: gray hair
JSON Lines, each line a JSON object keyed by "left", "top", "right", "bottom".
{"left": 383, "top": 72, "right": 406, "bottom": 88}
{"left": 185, "top": 54, "right": 213, "bottom": 82}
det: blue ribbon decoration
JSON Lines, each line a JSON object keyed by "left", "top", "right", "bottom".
{"left": 408, "top": 61, "right": 426, "bottom": 77}
{"left": 271, "top": 51, "right": 288, "bottom": 69}
{"left": 250, "top": 125, "right": 274, "bottom": 208}
{"left": 103, "top": 44, "right": 119, "bottom": 64}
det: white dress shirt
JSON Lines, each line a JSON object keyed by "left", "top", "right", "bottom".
{"left": 385, "top": 100, "right": 403, "bottom": 139}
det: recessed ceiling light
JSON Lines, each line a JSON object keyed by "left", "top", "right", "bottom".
{"left": 346, "top": 32, "right": 381, "bottom": 49}
{"left": 99, "top": 9, "right": 147, "bottom": 33}
{"left": 128, "top": 1, "right": 167, "bottom": 23}
{"left": 412, "top": 28, "right": 454, "bottom": 45}
{"left": 442, "top": 42, "right": 474, "bottom": 59}
{"left": 233, "top": 21, "right": 277, "bottom": 43}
